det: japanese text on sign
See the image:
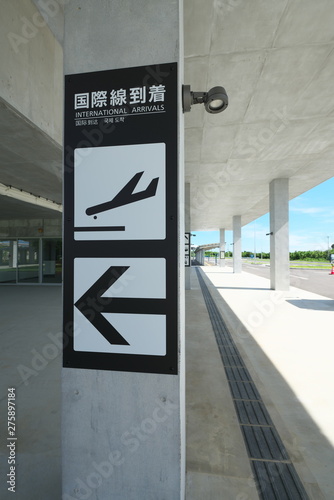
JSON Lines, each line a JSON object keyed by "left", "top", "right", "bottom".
{"left": 75, "top": 85, "right": 166, "bottom": 110}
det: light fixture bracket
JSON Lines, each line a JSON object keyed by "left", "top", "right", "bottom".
{"left": 182, "top": 85, "right": 228, "bottom": 114}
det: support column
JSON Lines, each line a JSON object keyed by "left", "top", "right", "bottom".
{"left": 62, "top": 2, "right": 185, "bottom": 500}
{"left": 270, "top": 178, "right": 289, "bottom": 291}
{"left": 219, "top": 228, "right": 225, "bottom": 267}
{"left": 185, "top": 183, "right": 191, "bottom": 289}
{"left": 233, "top": 215, "right": 242, "bottom": 273}
{"left": 199, "top": 250, "right": 204, "bottom": 265}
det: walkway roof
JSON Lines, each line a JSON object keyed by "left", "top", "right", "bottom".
{"left": 0, "top": 1, "right": 333, "bottom": 228}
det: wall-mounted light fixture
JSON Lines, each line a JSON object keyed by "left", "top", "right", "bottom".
{"left": 182, "top": 85, "right": 228, "bottom": 114}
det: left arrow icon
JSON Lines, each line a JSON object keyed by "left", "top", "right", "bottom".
{"left": 74, "top": 265, "right": 167, "bottom": 347}
{"left": 75, "top": 266, "right": 130, "bottom": 345}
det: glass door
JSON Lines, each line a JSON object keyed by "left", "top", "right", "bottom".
{"left": 0, "top": 240, "right": 17, "bottom": 283}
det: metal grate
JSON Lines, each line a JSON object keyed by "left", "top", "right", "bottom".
{"left": 234, "top": 400, "right": 272, "bottom": 426}
{"left": 242, "top": 426, "right": 289, "bottom": 461}
{"left": 251, "top": 461, "right": 310, "bottom": 500}
{"left": 195, "top": 267, "right": 309, "bottom": 500}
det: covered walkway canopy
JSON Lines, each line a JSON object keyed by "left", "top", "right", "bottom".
{"left": 1, "top": 2, "right": 334, "bottom": 499}
{"left": 0, "top": 1, "right": 333, "bottom": 232}
{"left": 184, "top": 0, "right": 334, "bottom": 231}
{"left": 1, "top": 1, "right": 333, "bottom": 289}
{"left": 194, "top": 243, "right": 220, "bottom": 265}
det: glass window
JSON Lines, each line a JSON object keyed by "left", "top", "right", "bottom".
{"left": 0, "top": 240, "right": 17, "bottom": 283}
{"left": 42, "top": 239, "right": 62, "bottom": 283}
{"left": 17, "top": 239, "right": 40, "bottom": 283}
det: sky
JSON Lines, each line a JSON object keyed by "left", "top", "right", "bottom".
{"left": 191, "top": 176, "right": 334, "bottom": 253}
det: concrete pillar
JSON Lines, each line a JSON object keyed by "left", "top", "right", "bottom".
{"left": 62, "top": 2, "right": 185, "bottom": 500}
{"left": 219, "top": 228, "right": 225, "bottom": 267}
{"left": 270, "top": 178, "right": 290, "bottom": 290}
{"left": 185, "top": 183, "right": 191, "bottom": 289}
{"left": 233, "top": 215, "right": 242, "bottom": 273}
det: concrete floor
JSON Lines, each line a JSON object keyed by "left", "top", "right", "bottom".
{"left": 198, "top": 265, "right": 334, "bottom": 499}
{"left": 1, "top": 265, "right": 333, "bottom": 499}
{"left": 185, "top": 272, "right": 259, "bottom": 499}
{"left": 0, "top": 286, "right": 62, "bottom": 500}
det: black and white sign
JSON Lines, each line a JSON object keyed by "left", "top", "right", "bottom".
{"left": 73, "top": 258, "right": 166, "bottom": 355}
{"left": 74, "top": 143, "right": 166, "bottom": 240}
{"left": 63, "top": 63, "right": 178, "bottom": 374}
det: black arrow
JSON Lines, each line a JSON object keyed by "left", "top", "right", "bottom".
{"left": 75, "top": 266, "right": 166, "bottom": 346}
{"left": 86, "top": 171, "right": 159, "bottom": 216}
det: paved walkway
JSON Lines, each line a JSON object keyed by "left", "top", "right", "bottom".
{"left": 0, "top": 286, "right": 62, "bottom": 500}
{"left": 1, "top": 268, "right": 333, "bottom": 498}
{"left": 191, "top": 265, "right": 334, "bottom": 499}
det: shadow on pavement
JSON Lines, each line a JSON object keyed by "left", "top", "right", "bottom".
{"left": 286, "top": 299, "right": 334, "bottom": 311}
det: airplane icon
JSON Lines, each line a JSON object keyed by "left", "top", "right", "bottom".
{"left": 86, "top": 171, "right": 159, "bottom": 216}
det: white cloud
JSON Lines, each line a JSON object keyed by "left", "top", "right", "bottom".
{"left": 289, "top": 232, "right": 330, "bottom": 251}
{"left": 290, "top": 206, "right": 326, "bottom": 215}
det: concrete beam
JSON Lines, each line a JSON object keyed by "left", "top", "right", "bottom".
{"left": 32, "top": 0, "right": 64, "bottom": 45}
{"left": 0, "top": 0, "right": 63, "bottom": 145}
{"left": 0, "top": 183, "right": 62, "bottom": 212}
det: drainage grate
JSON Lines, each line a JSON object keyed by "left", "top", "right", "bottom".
{"left": 195, "top": 267, "right": 309, "bottom": 500}
{"left": 242, "top": 426, "right": 289, "bottom": 461}
{"left": 225, "top": 365, "right": 252, "bottom": 382}
{"left": 234, "top": 400, "right": 272, "bottom": 426}
{"left": 228, "top": 380, "right": 261, "bottom": 401}
{"left": 251, "top": 461, "right": 310, "bottom": 500}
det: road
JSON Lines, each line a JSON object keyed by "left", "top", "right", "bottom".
{"left": 223, "top": 260, "right": 334, "bottom": 299}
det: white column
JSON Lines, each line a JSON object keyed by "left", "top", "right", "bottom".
{"left": 270, "top": 178, "right": 290, "bottom": 291}
{"left": 185, "top": 183, "right": 191, "bottom": 289}
{"left": 200, "top": 250, "right": 204, "bottom": 265}
{"left": 233, "top": 215, "right": 242, "bottom": 273}
{"left": 62, "top": 2, "right": 185, "bottom": 500}
{"left": 219, "top": 228, "right": 225, "bottom": 267}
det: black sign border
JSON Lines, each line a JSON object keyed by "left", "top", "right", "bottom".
{"left": 63, "top": 63, "right": 178, "bottom": 375}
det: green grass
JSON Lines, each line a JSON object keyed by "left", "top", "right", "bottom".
{"left": 244, "top": 259, "right": 332, "bottom": 270}
{"left": 290, "top": 265, "right": 331, "bottom": 270}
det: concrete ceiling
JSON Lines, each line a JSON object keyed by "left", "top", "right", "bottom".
{"left": 0, "top": 98, "right": 62, "bottom": 220}
{"left": 1, "top": 0, "right": 334, "bottom": 230}
{"left": 184, "top": 0, "right": 334, "bottom": 230}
